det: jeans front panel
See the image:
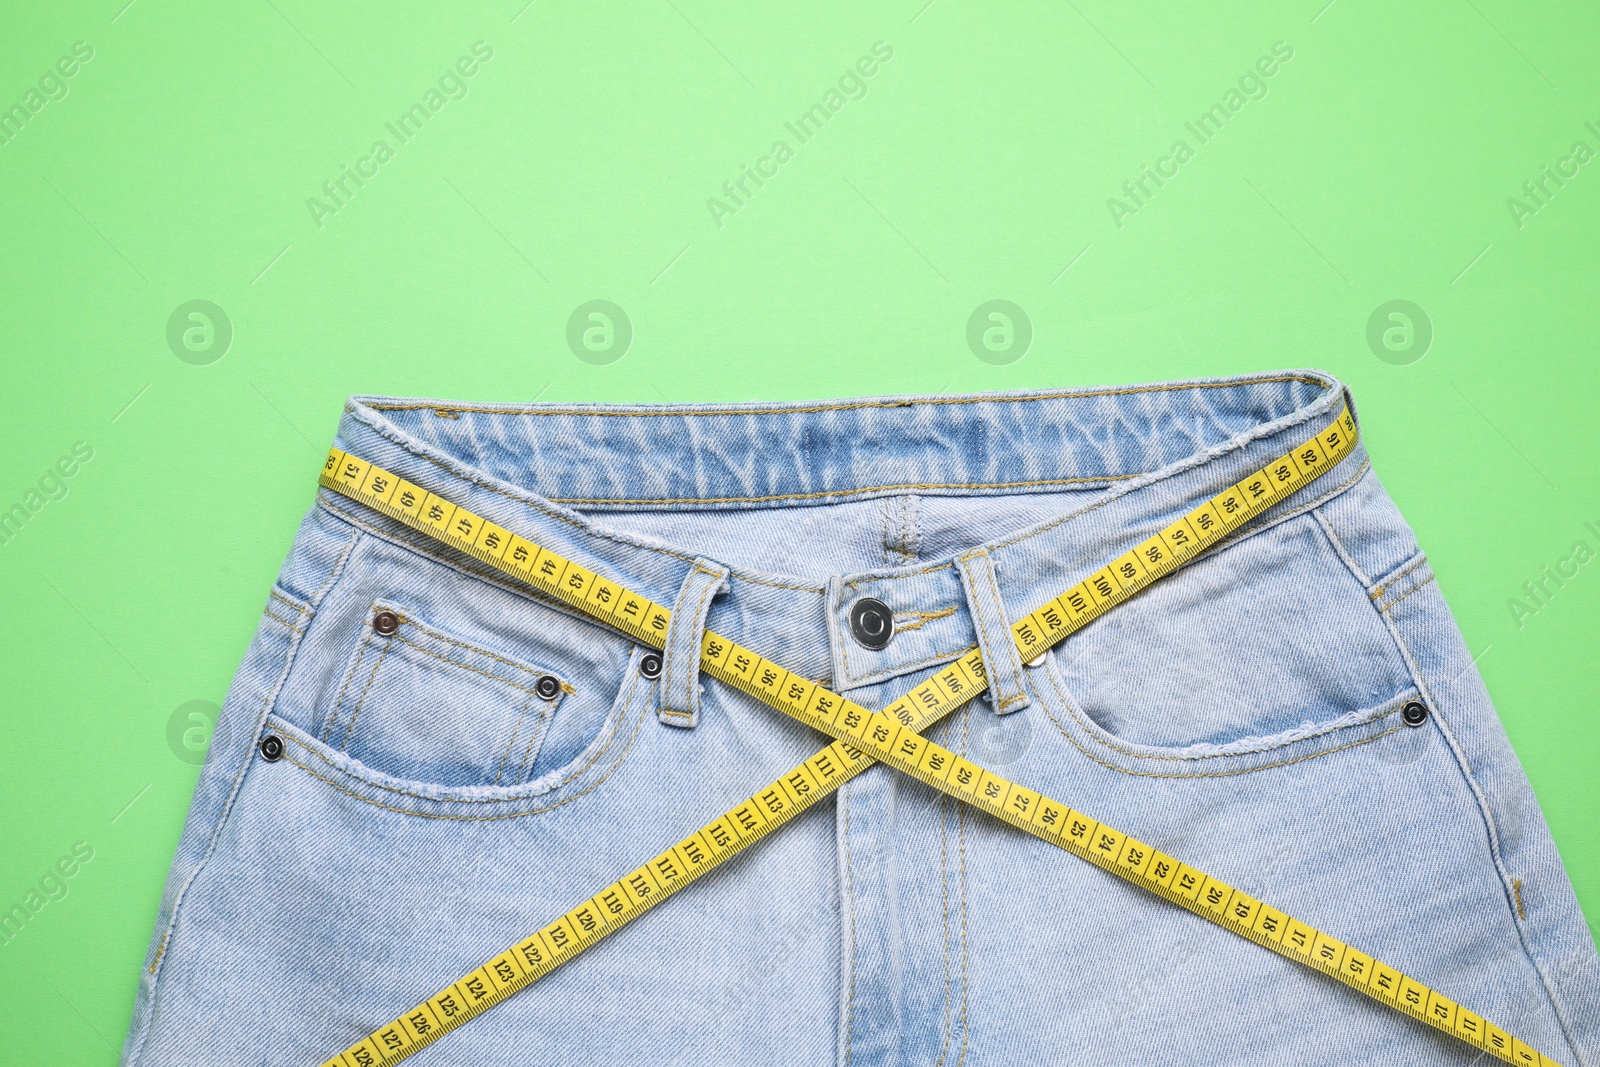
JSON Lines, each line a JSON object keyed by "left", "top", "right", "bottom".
{"left": 123, "top": 372, "right": 1598, "bottom": 1067}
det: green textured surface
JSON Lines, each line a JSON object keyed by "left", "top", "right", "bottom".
{"left": 1, "top": 1, "right": 1595, "bottom": 1061}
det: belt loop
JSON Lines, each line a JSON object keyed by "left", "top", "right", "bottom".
{"left": 955, "top": 549, "right": 1031, "bottom": 716}
{"left": 657, "top": 557, "right": 731, "bottom": 728}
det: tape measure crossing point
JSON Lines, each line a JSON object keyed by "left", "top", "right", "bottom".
{"left": 309, "top": 407, "right": 1560, "bottom": 1067}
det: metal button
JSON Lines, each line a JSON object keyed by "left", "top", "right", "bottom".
{"left": 372, "top": 609, "right": 400, "bottom": 636}
{"left": 1401, "top": 700, "right": 1429, "bottom": 727}
{"left": 639, "top": 651, "right": 663, "bottom": 680}
{"left": 848, "top": 597, "right": 894, "bottom": 650}
{"left": 535, "top": 675, "right": 562, "bottom": 700}
{"left": 258, "top": 735, "right": 285, "bottom": 762}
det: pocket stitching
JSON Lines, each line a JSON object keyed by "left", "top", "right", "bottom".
{"left": 307, "top": 663, "right": 640, "bottom": 801}
{"left": 1378, "top": 573, "right": 1435, "bottom": 614}
{"left": 395, "top": 608, "right": 568, "bottom": 685}
{"left": 1039, "top": 667, "right": 1408, "bottom": 779}
{"left": 268, "top": 667, "right": 649, "bottom": 819}
{"left": 383, "top": 630, "right": 561, "bottom": 700}
{"left": 1369, "top": 555, "right": 1430, "bottom": 602}
{"left": 338, "top": 633, "right": 392, "bottom": 751}
{"left": 509, "top": 698, "right": 555, "bottom": 783}
{"left": 493, "top": 689, "right": 542, "bottom": 785}
{"left": 1038, "top": 657, "right": 1413, "bottom": 769}
{"left": 317, "top": 495, "right": 637, "bottom": 636}
{"left": 127, "top": 524, "right": 360, "bottom": 1066}
{"left": 323, "top": 629, "right": 374, "bottom": 743}
{"left": 1369, "top": 584, "right": 1587, "bottom": 1063}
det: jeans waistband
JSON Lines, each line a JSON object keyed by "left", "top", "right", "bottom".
{"left": 323, "top": 370, "right": 1365, "bottom": 693}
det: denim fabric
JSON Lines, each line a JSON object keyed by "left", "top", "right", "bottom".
{"left": 123, "top": 370, "right": 1599, "bottom": 1067}
{"left": 955, "top": 548, "right": 1031, "bottom": 715}
{"left": 657, "top": 557, "right": 730, "bottom": 727}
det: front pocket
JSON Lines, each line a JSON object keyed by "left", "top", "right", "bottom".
{"left": 323, "top": 600, "right": 573, "bottom": 787}
{"left": 1042, "top": 510, "right": 1414, "bottom": 754}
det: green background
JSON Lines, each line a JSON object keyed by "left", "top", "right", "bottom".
{"left": 2, "top": 0, "right": 1595, "bottom": 1060}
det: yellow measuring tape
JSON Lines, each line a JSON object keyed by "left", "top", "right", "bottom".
{"left": 311, "top": 407, "right": 1560, "bottom": 1067}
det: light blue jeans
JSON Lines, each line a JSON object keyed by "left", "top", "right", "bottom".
{"left": 123, "top": 371, "right": 1599, "bottom": 1066}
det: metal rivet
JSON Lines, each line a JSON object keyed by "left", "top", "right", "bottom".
{"left": 639, "top": 651, "right": 663, "bottom": 680}
{"left": 1401, "top": 700, "right": 1429, "bottom": 727}
{"left": 848, "top": 597, "right": 894, "bottom": 650}
{"left": 1024, "top": 652, "right": 1047, "bottom": 669}
{"left": 535, "top": 675, "right": 562, "bottom": 700}
{"left": 372, "top": 610, "right": 400, "bottom": 636}
{"left": 258, "top": 735, "right": 284, "bottom": 762}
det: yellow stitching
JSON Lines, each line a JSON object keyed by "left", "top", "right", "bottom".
{"left": 1039, "top": 667, "right": 1405, "bottom": 777}
{"left": 676, "top": 573, "right": 720, "bottom": 717}
{"left": 1044, "top": 656, "right": 1411, "bottom": 762}
{"left": 278, "top": 704, "right": 643, "bottom": 821}
{"left": 313, "top": 527, "right": 362, "bottom": 604}
{"left": 384, "top": 633, "right": 560, "bottom": 699}
{"left": 493, "top": 690, "right": 537, "bottom": 785}
{"left": 725, "top": 571, "right": 824, "bottom": 592}
{"left": 843, "top": 644, "right": 973, "bottom": 689}
{"left": 262, "top": 608, "right": 306, "bottom": 636}
{"left": 953, "top": 554, "right": 1001, "bottom": 698}
{"left": 324, "top": 631, "right": 373, "bottom": 743}
{"left": 147, "top": 932, "right": 168, "bottom": 974}
{"left": 512, "top": 690, "right": 561, "bottom": 782}
{"left": 320, "top": 489, "right": 827, "bottom": 612}
{"left": 1379, "top": 574, "right": 1436, "bottom": 614}
{"left": 836, "top": 447, "right": 1369, "bottom": 594}
{"left": 275, "top": 674, "right": 644, "bottom": 817}
{"left": 269, "top": 589, "right": 312, "bottom": 617}
{"left": 1313, "top": 509, "right": 1366, "bottom": 585}
{"left": 318, "top": 496, "right": 639, "bottom": 620}
{"left": 143, "top": 604, "right": 302, "bottom": 989}
{"left": 433, "top": 408, "right": 460, "bottom": 419}
{"left": 340, "top": 395, "right": 1351, "bottom": 600}
{"left": 139, "top": 540, "right": 350, "bottom": 1006}
{"left": 842, "top": 782, "right": 858, "bottom": 1067}
{"left": 991, "top": 450, "right": 1369, "bottom": 558}
{"left": 345, "top": 377, "right": 1333, "bottom": 575}
{"left": 893, "top": 605, "right": 958, "bottom": 633}
{"left": 954, "top": 714, "right": 971, "bottom": 1067}
{"left": 845, "top": 557, "right": 956, "bottom": 588}
{"left": 336, "top": 433, "right": 703, "bottom": 566}
{"left": 1513, "top": 878, "right": 1526, "bottom": 920}
{"left": 932, "top": 791, "right": 954, "bottom": 1067}
{"left": 1369, "top": 555, "right": 1430, "bottom": 600}
{"left": 926, "top": 455, "right": 1371, "bottom": 659}
{"left": 1374, "top": 606, "right": 1571, "bottom": 1017}
{"left": 387, "top": 608, "right": 566, "bottom": 682}
{"left": 981, "top": 554, "right": 1029, "bottom": 711}
{"left": 338, "top": 638, "right": 392, "bottom": 751}
{"left": 511, "top": 709, "right": 549, "bottom": 782}
{"left": 334, "top": 405, "right": 1366, "bottom": 712}
{"left": 367, "top": 374, "right": 1329, "bottom": 416}
{"left": 553, "top": 474, "right": 1135, "bottom": 508}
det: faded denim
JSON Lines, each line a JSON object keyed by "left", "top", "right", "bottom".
{"left": 124, "top": 370, "right": 1599, "bottom": 1066}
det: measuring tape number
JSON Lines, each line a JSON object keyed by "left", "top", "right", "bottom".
{"left": 308, "top": 407, "right": 1560, "bottom": 1067}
